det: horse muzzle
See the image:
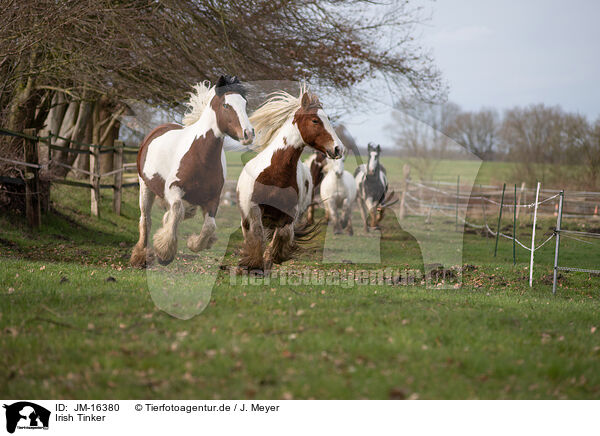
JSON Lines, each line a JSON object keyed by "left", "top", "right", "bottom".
{"left": 327, "top": 144, "right": 343, "bottom": 159}
{"left": 239, "top": 128, "right": 255, "bottom": 146}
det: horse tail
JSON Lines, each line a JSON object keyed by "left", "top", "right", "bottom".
{"left": 294, "top": 217, "right": 322, "bottom": 243}
{"left": 182, "top": 81, "right": 213, "bottom": 126}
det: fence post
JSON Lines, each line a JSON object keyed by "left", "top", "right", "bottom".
{"left": 494, "top": 183, "right": 506, "bottom": 257}
{"left": 529, "top": 182, "right": 541, "bottom": 287}
{"left": 90, "top": 143, "right": 100, "bottom": 217}
{"left": 455, "top": 175, "right": 460, "bottom": 231}
{"left": 113, "top": 140, "right": 124, "bottom": 215}
{"left": 516, "top": 182, "right": 525, "bottom": 219}
{"left": 37, "top": 130, "right": 50, "bottom": 212}
{"left": 399, "top": 164, "right": 410, "bottom": 220}
{"left": 23, "top": 128, "right": 41, "bottom": 228}
{"left": 513, "top": 184, "right": 517, "bottom": 265}
{"left": 552, "top": 190, "right": 564, "bottom": 295}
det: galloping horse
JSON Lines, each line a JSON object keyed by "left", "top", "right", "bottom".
{"left": 130, "top": 76, "right": 254, "bottom": 267}
{"left": 354, "top": 143, "right": 396, "bottom": 231}
{"left": 320, "top": 150, "right": 356, "bottom": 235}
{"left": 236, "top": 85, "right": 344, "bottom": 272}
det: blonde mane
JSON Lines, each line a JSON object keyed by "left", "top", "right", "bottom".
{"left": 182, "top": 81, "right": 214, "bottom": 126}
{"left": 250, "top": 83, "right": 319, "bottom": 151}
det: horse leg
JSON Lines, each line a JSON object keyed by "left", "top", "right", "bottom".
{"left": 263, "top": 227, "right": 280, "bottom": 274}
{"left": 130, "top": 178, "right": 156, "bottom": 267}
{"left": 369, "top": 206, "right": 380, "bottom": 230}
{"left": 270, "top": 223, "right": 295, "bottom": 265}
{"left": 183, "top": 205, "right": 198, "bottom": 220}
{"left": 342, "top": 199, "right": 354, "bottom": 236}
{"left": 187, "top": 209, "right": 217, "bottom": 252}
{"left": 357, "top": 197, "right": 369, "bottom": 232}
{"left": 377, "top": 207, "right": 385, "bottom": 227}
{"left": 153, "top": 189, "right": 184, "bottom": 265}
{"left": 330, "top": 200, "right": 343, "bottom": 235}
{"left": 238, "top": 205, "right": 265, "bottom": 271}
{"left": 307, "top": 204, "right": 314, "bottom": 225}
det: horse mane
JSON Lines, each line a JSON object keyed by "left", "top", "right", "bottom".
{"left": 250, "top": 83, "right": 320, "bottom": 151}
{"left": 182, "top": 81, "right": 214, "bottom": 126}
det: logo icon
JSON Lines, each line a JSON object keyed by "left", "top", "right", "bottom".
{"left": 3, "top": 402, "right": 50, "bottom": 434}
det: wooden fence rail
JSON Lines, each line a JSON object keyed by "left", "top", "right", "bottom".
{"left": 0, "top": 127, "right": 139, "bottom": 226}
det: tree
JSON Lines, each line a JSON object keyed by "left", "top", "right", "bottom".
{"left": 446, "top": 109, "right": 499, "bottom": 160}
{"left": 578, "top": 118, "right": 600, "bottom": 189}
{"left": 387, "top": 101, "right": 460, "bottom": 179}
{"left": 1, "top": 0, "right": 442, "bottom": 210}
{"left": 500, "top": 104, "right": 565, "bottom": 185}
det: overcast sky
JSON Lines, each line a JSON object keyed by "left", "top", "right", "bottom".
{"left": 341, "top": 0, "right": 600, "bottom": 147}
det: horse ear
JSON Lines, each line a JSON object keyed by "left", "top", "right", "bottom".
{"left": 367, "top": 143, "right": 373, "bottom": 152}
{"left": 216, "top": 75, "right": 227, "bottom": 88}
{"left": 301, "top": 92, "right": 311, "bottom": 111}
{"left": 376, "top": 145, "right": 381, "bottom": 153}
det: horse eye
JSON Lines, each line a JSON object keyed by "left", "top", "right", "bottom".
{"left": 223, "top": 103, "right": 231, "bottom": 109}
{"left": 312, "top": 118, "right": 320, "bottom": 124}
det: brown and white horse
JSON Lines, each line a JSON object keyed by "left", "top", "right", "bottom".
{"left": 236, "top": 86, "right": 344, "bottom": 272}
{"left": 130, "top": 76, "right": 254, "bottom": 267}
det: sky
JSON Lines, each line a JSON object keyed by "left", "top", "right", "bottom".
{"left": 341, "top": 0, "right": 600, "bottom": 148}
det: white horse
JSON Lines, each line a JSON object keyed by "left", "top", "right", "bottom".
{"left": 236, "top": 85, "right": 344, "bottom": 272}
{"left": 297, "top": 159, "right": 314, "bottom": 220}
{"left": 320, "top": 152, "right": 356, "bottom": 235}
{"left": 131, "top": 75, "right": 254, "bottom": 267}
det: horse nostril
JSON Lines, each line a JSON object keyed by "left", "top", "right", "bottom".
{"left": 243, "top": 129, "right": 254, "bottom": 142}
{"left": 334, "top": 146, "right": 341, "bottom": 157}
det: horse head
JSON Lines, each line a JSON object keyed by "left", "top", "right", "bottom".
{"left": 330, "top": 148, "right": 347, "bottom": 178}
{"left": 293, "top": 92, "right": 344, "bottom": 159}
{"left": 367, "top": 142, "right": 381, "bottom": 176}
{"left": 212, "top": 75, "right": 254, "bottom": 145}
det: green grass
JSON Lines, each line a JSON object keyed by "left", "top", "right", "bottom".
{"left": 225, "top": 150, "right": 522, "bottom": 186}
{"left": 1, "top": 158, "right": 599, "bottom": 399}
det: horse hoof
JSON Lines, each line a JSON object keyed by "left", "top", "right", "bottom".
{"left": 205, "top": 235, "right": 218, "bottom": 249}
{"left": 156, "top": 255, "right": 175, "bottom": 266}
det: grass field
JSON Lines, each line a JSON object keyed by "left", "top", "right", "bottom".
{"left": 1, "top": 156, "right": 599, "bottom": 399}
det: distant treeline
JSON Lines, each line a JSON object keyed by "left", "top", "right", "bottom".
{"left": 388, "top": 102, "right": 600, "bottom": 190}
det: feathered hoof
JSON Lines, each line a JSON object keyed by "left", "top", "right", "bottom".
{"left": 187, "top": 234, "right": 203, "bottom": 252}
{"left": 187, "top": 233, "right": 218, "bottom": 252}
{"left": 153, "top": 228, "right": 178, "bottom": 265}
{"left": 130, "top": 244, "right": 152, "bottom": 268}
{"left": 346, "top": 226, "right": 354, "bottom": 236}
{"left": 205, "top": 234, "right": 218, "bottom": 249}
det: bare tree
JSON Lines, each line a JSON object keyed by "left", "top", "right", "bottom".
{"left": 1, "top": 0, "right": 442, "bottom": 210}
{"left": 500, "top": 104, "right": 566, "bottom": 185}
{"left": 387, "top": 101, "right": 460, "bottom": 179}
{"left": 447, "top": 109, "right": 499, "bottom": 160}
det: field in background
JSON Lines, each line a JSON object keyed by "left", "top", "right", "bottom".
{"left": 224, "top": 151, "right": 533, "bottom": 186}
{"left": 1, "top": 154, "right": 599, "bottom": 399}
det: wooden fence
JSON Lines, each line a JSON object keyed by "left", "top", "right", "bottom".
{"left": 0, "top": 127, "right": 139, "bottom": 227}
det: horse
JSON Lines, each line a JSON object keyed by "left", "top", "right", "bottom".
{"left": 304, "top": 151, "right": 326, "bottom": 224}
{"left": 297, "top": 159, "right": 314, "bottom": 219}
{"left": 354, "top": 143, "right": 397, "bottom": 231}
{"left": 236, "top": 85, "right": 344, "bottom": 272}
{"left": 320, "top": 150, "right": 356, "bottom": 235}
{"left": 130, "top": 75, "right": 254, "bottom": 267}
